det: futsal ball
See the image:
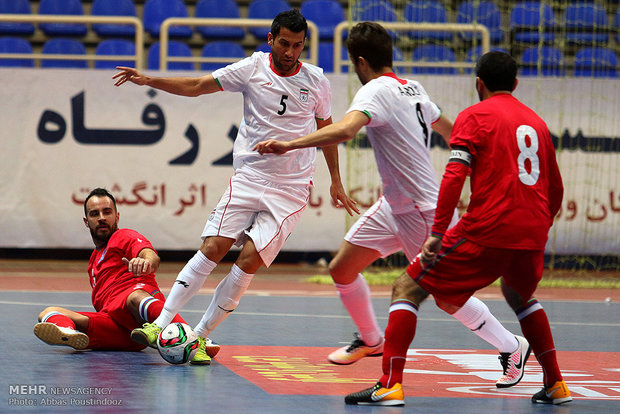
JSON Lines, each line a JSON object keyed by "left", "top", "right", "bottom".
{"left": 157, "top": 322, "right": 200, "bottom": 364}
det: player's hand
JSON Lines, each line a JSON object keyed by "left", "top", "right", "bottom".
{"left": 122, "top": 257, "right": 153, "bottom": 276}
{"left": 330, "top": 182, "right": 360, "bottom": 216}
{"left": 253, "top": 139, "right": 291, "bottom": 155}
{"left": 420, "top": 236, "right": 442, "bottom": 265}
{"left": 113, "top": 66, "right": 148, "bottom": 87}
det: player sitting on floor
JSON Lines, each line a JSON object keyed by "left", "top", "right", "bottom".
{"left": 33, "top": 188, "right": 219, "bottom": 361}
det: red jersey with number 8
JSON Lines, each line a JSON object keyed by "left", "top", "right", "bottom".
{"left": 439, "top": 93, "right": 563, "bottom": 250}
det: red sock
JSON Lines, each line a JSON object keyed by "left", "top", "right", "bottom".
{"left": 139, "top": 297, "right": 186, "bottom": 324}
{"left": 379, "top": 300, "right": 419, "bottom": 388}
{"left": 41, "top": 312, "right": 76, "bottom": 330}
{"left": 516, "top": 299, "right": 562, "bottom": 387}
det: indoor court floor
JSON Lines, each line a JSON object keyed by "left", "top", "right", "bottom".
{"left": 1, "top": 259, "right": 618, "bottom": 413}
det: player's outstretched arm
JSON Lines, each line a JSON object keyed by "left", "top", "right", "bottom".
{"left": 254, "top": 111, "right": 369, "bottom": 155}
{"left": 113, "top": 66, "right": 220, "bottom": 97}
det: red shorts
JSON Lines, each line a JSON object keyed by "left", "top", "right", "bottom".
{"left": 79, "top": 283, "right": 164, "bottom": 351}
{"left": 407, "top": 230, "right": 544, "bottom": 308}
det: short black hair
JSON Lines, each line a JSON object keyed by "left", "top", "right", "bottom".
{"left": 346, "top": 22, "right": 392, "bottom": 72}
{"left": 475, "top": 51, "right": 517, "bottom": 92}
{"left": 271, "top": 9, "right": 308, "bottom": 38}
{"left": 83, "top": 188, "right": 117, "bottom": 216}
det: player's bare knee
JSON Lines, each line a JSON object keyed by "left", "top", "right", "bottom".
{"left": 328, "top": 260, "right": 349, "bottom": 284}
{"left": 235, "top": 246, "right": 264, "bottom": 274}
{"left": 38, "top": 306, "right": 64, "bottom": 321}
{"left": 125, "top": 290, "right": 146, "bottom": 311}
{"left": 392, "top": 273, "right": 427, "bottom": 303}
{"left": 500, "top": 279, "right": 527, "bottom": 311}
{"left": 200, "top": 236, "right": 236, "bottom": 264}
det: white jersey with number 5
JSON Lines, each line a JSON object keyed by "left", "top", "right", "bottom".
{"left": 212, "top": 52, "right": 331, "bottom": 185}
{"left": 347, "top": 73, "right": 442, "bottom": 214}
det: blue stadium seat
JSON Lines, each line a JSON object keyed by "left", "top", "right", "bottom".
{"left": 41, "top": 38, "right": 87, "bottom": 68}
{"left": 201, "top": 41, "right": 246, "bottom": 71}
{"left": 300, "top": 0, "right": 345, "bottom": 40}
{"left": 317, "top": 41, "right": 348, "bottom": 73}
{"left": 464, "top": 45, "right": 508, "bottom": 73}
{"left": 0, "top": 0, "right": 34, "bottom": 36}
{"left": 38, "top": 0, "right": 87, "bottom": 37}
{"left": 247, "top": 0, "right": 290, "bottom": 40}
{"left": 352, "top": 0, "right": 398, "bottom": 22}
{"left": 143, "top": 0, "right": 192, "bottom": 38}
{"left": 351, "top": 1, "right": 398, "bottom": 38}
{"left": 616, "top": 7, "right": 620, "bottom": 43}
{"left": 148, "top": 41, "right": 194, "bottom": 71}
{"left": 510, "top": 1, "right": 556, "bottom": 44}
{"left": 254, "top": 43, "right": 271, "bottom": 54}
{"left": 457, "top": 1, "right": 504, "bottom": 44}
{"left": 393, "top": 46, "right": 407, "bottom": 74}
{"left": 0, "top": 36, "right": 33, "bottom": 67}
{"left": 91, "top": 0, "right": 137, "bottom": 38}
{"left": 520, "top": 46, "right": 565, "bottom": 77}
{"left": 412, "top": 45, "right": 457, "bottom": 75}
{"left": 403, "top": 1, "right": 452, "bottom": 41}
{"left": 565, "top": 3, "right": 611, "bottom": 45}
{"left": 195, "top": 0, "right": 245, "bottom": 40}
{"left": 574, "top": 47, "right": 618, "bottom": 78}
{"left": 94, "top": 39, "right": 136, "bottom": 69}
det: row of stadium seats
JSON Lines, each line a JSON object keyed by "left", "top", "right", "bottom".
{"left": 2, "top": 0, "right": 619, "bottom": 44}
{"left": 1, "top": 34, "right": 617, "bottom": 78}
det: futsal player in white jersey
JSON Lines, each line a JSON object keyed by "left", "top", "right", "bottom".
{"left": 255, "top": 22, "right": 530, "bottom": 388}
{"left": 113, "top": 10, "right": 357, "bottom": 365}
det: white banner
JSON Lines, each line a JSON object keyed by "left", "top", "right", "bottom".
{"left": 0, "top": 69, "right": 618, "bottom": 255}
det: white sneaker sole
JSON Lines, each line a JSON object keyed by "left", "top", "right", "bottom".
{"left": 34, "top": 322, "right": 89, "bottom": 350}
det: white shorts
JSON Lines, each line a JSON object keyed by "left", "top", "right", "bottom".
{"left": 201, "top": 171, "right": 309, "bottom": 267}
{"left": 345, "top": 196, "right": 459, "bottom": 261}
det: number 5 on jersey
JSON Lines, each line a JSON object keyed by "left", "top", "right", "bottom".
{"left": 277, "top": 94, "right": 288, "bottom": 115}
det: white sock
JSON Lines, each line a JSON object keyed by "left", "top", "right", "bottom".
{"left": 153, "top": 250, "right": 216, "bottom": 328}
{"left": 451, "top": 296, "right": 518, "bottom": 353}
{"left": 335, "top": 274, "right": 382, "bottom": 346}
{"left": 194, "top": 264, "right": 254, "bottom": 338}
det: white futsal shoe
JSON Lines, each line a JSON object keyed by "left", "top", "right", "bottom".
{"left": 496, "top": 335, "right": 531, "bottom": 388}
{"left": 34, "top": 322, "right": 89, "bottom": 350}
{"left": 328, "top": 333, "right": 384, "bottom": 365}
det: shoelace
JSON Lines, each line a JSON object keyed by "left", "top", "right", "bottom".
{"left": 346, "top": 336, "right": 366, "bottom": 352}
{"left": 498, "top": 353, "right": 510, "bottom": 374}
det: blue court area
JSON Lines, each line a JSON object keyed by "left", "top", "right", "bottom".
{"left": 1, "top": 287, "right": 619, "bottom": 413}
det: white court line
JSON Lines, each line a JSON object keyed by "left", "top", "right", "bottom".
{"left": 2, "top": 299, "right": 619, "bottom": 327}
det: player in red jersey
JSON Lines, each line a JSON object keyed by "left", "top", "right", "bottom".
{"left": 33, "top": 188, "right": 203, "bottom": 354}
{"left": 345, "top": 51, "right": 571, "bottom": 406}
